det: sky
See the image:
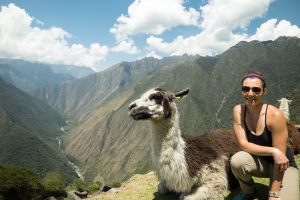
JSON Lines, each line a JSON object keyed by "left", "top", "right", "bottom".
{"left": 0, "top": 0, "right": 300, "bottom": 71}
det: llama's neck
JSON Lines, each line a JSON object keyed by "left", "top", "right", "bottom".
{"left": 279, "top": 101, "right": 290, "bottom": 120}
{"left": 149, "top": 106, "right": 186, "bottom": 168}
{"left": 149, "top": 106, "right": 192, "bottom": 192}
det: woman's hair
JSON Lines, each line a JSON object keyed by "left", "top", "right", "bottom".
{"left": 241, "top": 71, "right": 266, "bottom": 89}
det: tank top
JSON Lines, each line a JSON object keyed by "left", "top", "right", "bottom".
{"left": 243, "top": 104, "right": 297, "bottom": 168}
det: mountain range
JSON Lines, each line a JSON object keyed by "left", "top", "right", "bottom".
{"left": 30, "top": 36, "right": 300, "bottom": 184}
{"left": 31, "top": 54, "right": 199, "bottom": 123}
{"left": 0, "top": 59, "right": 95, "bottom": 92}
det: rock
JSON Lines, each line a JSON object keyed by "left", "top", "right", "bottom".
{"left": 67, "top": 192, "right": 81, "bottom": 200}
{"left": 108, "top": 188, "right": 119, "bottom": 193}
{"left": 75, "top": 191, "right": 88, "bottom": 199}
{"left": 44, "top": 197, "right": 57, "bottom": 200}
{"left": 101, "top": 185, "right": 112, "bottom": 192}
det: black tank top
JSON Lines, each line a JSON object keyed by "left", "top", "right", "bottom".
{"left": 243, "top": 105, "right": 297, "bottom": 168}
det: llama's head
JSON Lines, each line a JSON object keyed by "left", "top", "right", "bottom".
{"left": 278, "top": 98, "right": 292, "bottom": 106}
{"left": 278, "top": 97, "right": 292, "bottom": 120}
{"left": 128, "top": 87, "right": 189, "bottom": 121}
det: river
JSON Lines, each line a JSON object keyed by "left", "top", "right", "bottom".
{"left": 56, "top": 128, "right": 84, "bottom": 181}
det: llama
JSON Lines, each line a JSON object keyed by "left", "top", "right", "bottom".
{"left": 278, "top": 98, "right": 300, "bottom": 154}
{"left": 128, "top": 87, "right": 239, "bottom": 200}
{"left": 286, "top": 121, "right": 300, "bottom": 155}
{"left": 278, "top": 98, "right": 292, "bottom": 121}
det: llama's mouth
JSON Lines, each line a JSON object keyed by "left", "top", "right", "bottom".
{"left": 129, "top": 107, "right": 152, "bottom": 120}
{"left": 131, "top": 112, "right": 152, "bottom": 120}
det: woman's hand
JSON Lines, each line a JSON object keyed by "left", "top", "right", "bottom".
{"left": 272, "top": 148, "right": 289, "bottom": 172}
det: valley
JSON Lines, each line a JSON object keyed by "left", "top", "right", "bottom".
{"left": 31, "top": 36, "right": 300, "bottom": 184}
{"left": 0, "top": 77, "right": 78, "bottom": 184}
{"left": 1, "top": 36, "right": 299, "bottom": 188}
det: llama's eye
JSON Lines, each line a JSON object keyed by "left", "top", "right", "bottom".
{"left": 149, "top": 93, "right": 163, "bottom": 103}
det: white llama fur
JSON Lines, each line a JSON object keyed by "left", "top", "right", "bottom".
{"left": 128, "top": 88, "right": 238, "bottom": 200}
{"left": 278, "top": 98, "right": 292, "bottom": 121}
{"left": 150, "top": 113, "right": 193, "bottom": 193}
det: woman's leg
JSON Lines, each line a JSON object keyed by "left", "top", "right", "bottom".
{"left": 230, "top": 151, "right": 271, "bottom": 194}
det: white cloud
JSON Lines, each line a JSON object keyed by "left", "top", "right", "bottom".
{"left": 110, "top": 0, "right": 200, "bottom": 41}
{"left": 111, "top": 40, "right": 139, "bottom": 54}
{"left": 250, "top": 19, "right": 300, "bottom": 41}
{"left": 0, "top": 4, "right": 109, "bottom": 69}
{"left": 200, "top": 0, "right": 273, "bottom": 31}
{"left": 146, "top": 0, "right": 300, "bottom": 56}
{"left": 147, "top": 32, "right": 245, "bottom": 56}
{"left": 145, "top": 51, "right": 161, "bottom": 59}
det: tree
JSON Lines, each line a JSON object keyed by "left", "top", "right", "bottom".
{"left": 0, "top": 164, "right": 43, "bottom": 200}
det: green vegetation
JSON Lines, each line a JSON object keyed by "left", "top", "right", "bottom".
{"left": 69, "top": 179, "right": 87, "bottom": 192}
{"left": 68, "top": 179, "right": 102, "bottom": 194}
{"left": 289, "top": 88, "right": 300, "bottom": 124}
{"left": 0, "top": 78, "right": 77, "bottom": 183}
{"left": 42, "top": 172, "right": 66, "bottom": 197}
{"left": 86, "top": 181, "right": 102, "bottom": 193}
{"left": 0, "top": 164, "right": 43, "bottom": 200}
{"left": 110, "top": 181, "right": 122, "bottom": 188}
{"left": 0, "top": 164, "right": 69, "bottom": 200}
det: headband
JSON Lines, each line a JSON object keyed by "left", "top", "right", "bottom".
{"left": 242, "top": 73, "right": 266, "bottom": 87}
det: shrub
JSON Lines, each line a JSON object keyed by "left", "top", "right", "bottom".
{"left": 87, "top": 181, "right": 102, "bottom": 193}
{"left": 70, "top": 179, "right": 87, "bottom": 192}
{"left": 110, "top": 181, "right": 121, "bottom": 188}
{"left": 42, "top": 172, "right": 66, "bottom": 198}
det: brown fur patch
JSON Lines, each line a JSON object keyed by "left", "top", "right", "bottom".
{"left": 155, "top": 89, "right": 174, "bottom": 119}
{"left": 183, "top": 129, "right": 239, "bottom": 178}
{"left": 287, "top": 121, "right": 300, "bottom": 155}
{"left": 162, "top": 97, "right": 173, "bottom": 119}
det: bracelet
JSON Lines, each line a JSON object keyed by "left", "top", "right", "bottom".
{"left": 269, "top": 191, "right": 280, "bottom": 198}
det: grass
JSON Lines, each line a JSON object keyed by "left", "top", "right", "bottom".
{"left": 86, "top": 155, "right": 300, "bottom": 200}
{"left": 87, "top": 172, "right": 159, "bottom": 200}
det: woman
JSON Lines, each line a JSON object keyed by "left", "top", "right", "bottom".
{"left": 230, "top": 71, "right": 299, "bottom": 200}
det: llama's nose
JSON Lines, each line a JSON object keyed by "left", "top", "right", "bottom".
{"left": 128, "top": 103, "right": 137, "bottom": 111}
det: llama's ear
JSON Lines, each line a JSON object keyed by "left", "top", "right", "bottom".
{"left": 175, "top": 88, "right": 190, "bottom": 99}
{"left": 288, "top": 100, "right": 293, "bottom": 103}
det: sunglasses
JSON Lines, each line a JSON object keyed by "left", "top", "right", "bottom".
{"left": 242, "top": 86, "right": 262, "bottom": 94}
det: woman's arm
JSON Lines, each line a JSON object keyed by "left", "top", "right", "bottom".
{"left": 267, "top": 106, "right": 289, "bottom": 193}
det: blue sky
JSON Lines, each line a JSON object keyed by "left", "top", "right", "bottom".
{"left": 0, "top": 0, "right": 299, "bottom": 71}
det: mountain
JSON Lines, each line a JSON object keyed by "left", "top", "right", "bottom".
{"left": 0, "top": 59, "right": 96, "bottom": 92}
{"left": 32, "top": 55, "right": 199, "bottom": 122}
{"left": 0, "top": 78, "right": 77, "bottom": 183}
{"left": 32, "top": 36, "right": 300, "bottom": 184}
{"left": 289, "top": 88, "right": 300, "bottom": 124}
{"left": 0, "top": 59, "right": 76, "bottom": 92}
{"left": 50, "top": 64, "right": 95, "bottom": 78}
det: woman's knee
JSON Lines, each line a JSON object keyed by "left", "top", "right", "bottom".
{"left": 230, "top": 151, "right": 252, "bottom": 170}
